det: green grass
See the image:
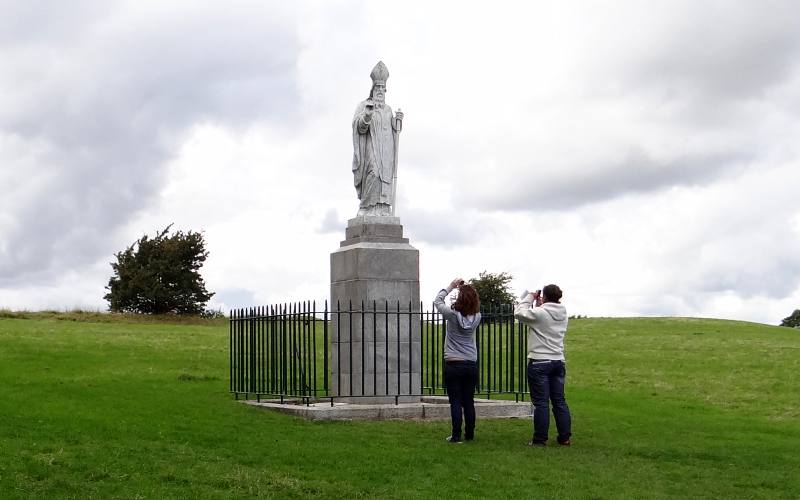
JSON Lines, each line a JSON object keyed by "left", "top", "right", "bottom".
{"left": 1, "top": 315, "right": 798, "bottom": 499}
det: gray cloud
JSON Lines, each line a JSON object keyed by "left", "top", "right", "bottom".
{"left": 318, "top": 209, "right": 344, "bottom": 234}
{"left": 673, "top": 209, "right": 800, "bottom": 299}
{"left": 401, "top": 207, "right": 490, "bottom": 247}
{"left": 0, "top": 2, "right": 301, "bottom": 286}
{"left": 463, "top": 3, "right": 800, "bottom": 214}
{"left": 316, "top": 205, "right": 478, "bottom": 247}
{"left": 2, "top": 2, "right": 799, "bottom": 325}
{"left": 0, "top": 1, "right": 112, "bottom": 45}
{"left": 214, "top": 287, "right": 257, "bottom": 309}
{"left": 624, "top": 3, "right": 800, "bottom": 106}
{"left": 477, "top": 148, "right": 754, "bottom": 212}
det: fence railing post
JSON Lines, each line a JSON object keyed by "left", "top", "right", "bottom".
{"left": 229, "top": 301, "right": 524, "bottom": 401}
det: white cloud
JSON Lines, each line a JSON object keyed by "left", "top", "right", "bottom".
{"left": 1, "top": 1, "right": 799, "bottom": 326}
{"left": 0, "top": 1, "right": 301, "bottom": 286}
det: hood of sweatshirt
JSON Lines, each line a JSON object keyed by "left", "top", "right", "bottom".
{"left": 454, "top": 311, "right": 481, "bottom": 332}
{"left": 541, "top": 302, "right": 567, "bottom": 322}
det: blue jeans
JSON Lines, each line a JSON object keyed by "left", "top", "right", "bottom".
{"left": 444, "top": 361, "right": 478, "bottom": 440}
{"left": 527, "top": 359, "right": 572, "bottom": 444}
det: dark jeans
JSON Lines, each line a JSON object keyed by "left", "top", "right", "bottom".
{"left": 527, "top": 359, "right": 572, "bottom": 444}
{"left": 444, "top": 361, "right": 478, "bottom": 440}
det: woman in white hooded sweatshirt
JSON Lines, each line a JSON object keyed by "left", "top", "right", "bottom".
{"left": 434, "top": 278, "right": 481, "bottom": 443}
{"left": 515, "top": 284, "right": 572, "bottom": 447}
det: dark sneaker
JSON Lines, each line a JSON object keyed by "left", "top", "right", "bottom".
{"left": 445, "top": 436, "right": 462, "bottom": 443}
{"left": 526, "top": 440, "right": 546, "bottom": 447}
{"left": 558, "top": 439, "right": 571, "bottom": 446}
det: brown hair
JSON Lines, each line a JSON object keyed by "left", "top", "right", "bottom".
{"left": 453, "top": 284, "right": 480, "bottom": 316}
{"left": 542, "top": 284, "right": 562, "bottom": 304}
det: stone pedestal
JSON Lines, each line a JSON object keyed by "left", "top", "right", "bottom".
{"left": 330, "top": 216, "right": 421, "bottom": 402}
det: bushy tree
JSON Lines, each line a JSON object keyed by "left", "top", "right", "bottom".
{"left": 780, "top": 309, "right": 800, "bottom": 328}
{"left": 469, "top": 271, "right": 515, "bottom": 312}
{"left": 104, "top": 225, "right": 214, "bottom": 314}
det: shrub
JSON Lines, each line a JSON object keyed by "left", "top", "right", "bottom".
{"left": 780, "top": 309, "right": 800, "bottom": 328}
{"left": 104, "top": 224, "right": 214, "bottom": 314}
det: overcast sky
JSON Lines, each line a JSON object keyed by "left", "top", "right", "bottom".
{"left": 1, "top": 1, "right": 799, "bottom": 325}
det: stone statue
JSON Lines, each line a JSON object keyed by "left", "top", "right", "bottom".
{"left": 352, "top": 61, "right": 404, "bottom": 217}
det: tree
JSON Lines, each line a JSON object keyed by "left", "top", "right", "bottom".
{"left": 468, "top": 271, "right": 515, "bottom": 313}
{"left": 104, "top": 225, "right": 214, "bottom": 314}
{"left": 780, "top": 309, "right": 800, "bottom": 328}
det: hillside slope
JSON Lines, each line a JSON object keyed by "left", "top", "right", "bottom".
{"left": 0, "top": 315, "right": 797, "bottom": 499}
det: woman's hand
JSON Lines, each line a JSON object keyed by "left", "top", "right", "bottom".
{"left": 449, "top": 277, "right": 465, "bottom": 290}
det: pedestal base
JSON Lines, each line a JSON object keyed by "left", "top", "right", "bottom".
{"left": 330, "top": 217, "right": 421, "bottom": 401}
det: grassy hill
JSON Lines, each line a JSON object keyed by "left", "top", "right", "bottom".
{"left": 1, "top": 314, "right": 798, "bottom": 499}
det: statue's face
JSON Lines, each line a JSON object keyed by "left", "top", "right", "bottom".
{"left": 372, "top": 83, "right": 386, "bottom": 102}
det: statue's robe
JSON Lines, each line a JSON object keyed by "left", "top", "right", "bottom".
{"left": 352, "top": 101, "right": 398, "bottom": 213}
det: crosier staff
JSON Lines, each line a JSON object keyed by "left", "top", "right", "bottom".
{"left": 391, "top": 108, "right": 403, "bottom": 216}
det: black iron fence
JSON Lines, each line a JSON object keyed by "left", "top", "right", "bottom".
{"left": 230, "top": 301, "right": 528, "bottom": 402}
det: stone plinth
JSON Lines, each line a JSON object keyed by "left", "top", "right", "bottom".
{"left": 245, "top": 396, "right": 532, "bottom": 421}
{"left": 330, "top": 217, "right": 420, "bottom": 402}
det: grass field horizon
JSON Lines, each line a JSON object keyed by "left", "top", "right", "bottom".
{"left": 1, "top": 313, "right": 798, "bottom": 498}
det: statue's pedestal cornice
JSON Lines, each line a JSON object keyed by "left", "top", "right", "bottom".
{"left": 340, "top": 216, "right": 408, "bottom": 247}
